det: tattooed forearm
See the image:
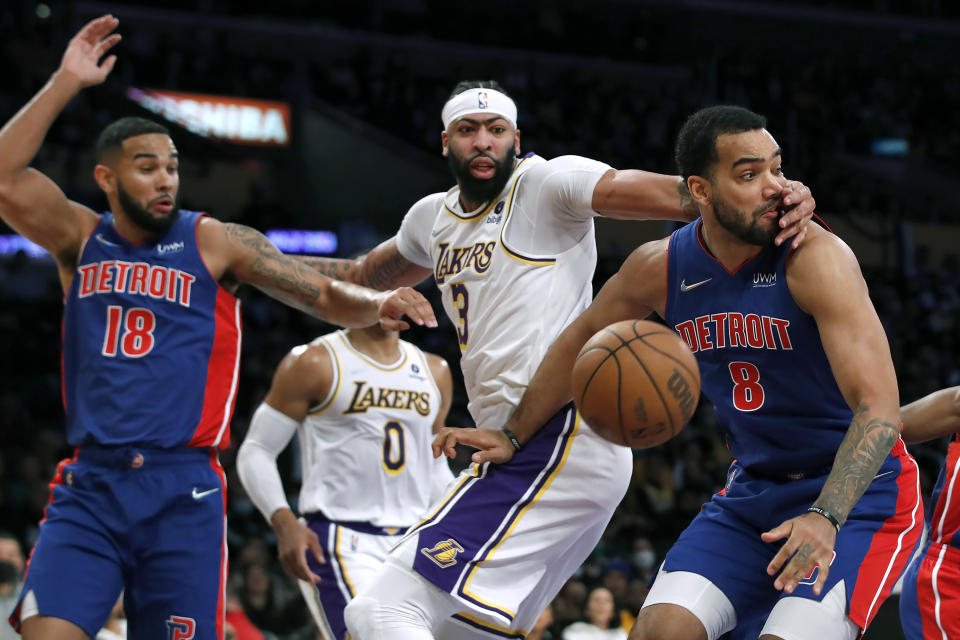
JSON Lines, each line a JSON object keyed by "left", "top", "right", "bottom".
{"left": 364, "top": 250, "right": 415, "bottom": 290}
{"left": 814, "top": 402, "right": 900, "bottom": 525}
{"left": 678, "top": 179, "right": 698, "bottom": 221}
{"left": 296, "top": 256, "right": 357, "bottom": 281}
{"left": 225, "top": 223, "right": 327, "bottom": 312}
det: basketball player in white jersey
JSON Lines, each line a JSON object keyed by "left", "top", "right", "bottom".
{"left": 298, "top": 81, "right": 817, "bottom": 639}
{"left": 236, "top": 325, "right": 454, "bottom": 640}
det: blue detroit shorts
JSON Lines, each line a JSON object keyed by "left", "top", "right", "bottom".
{"left": 10, "top": 446, "right": 227, "bottom": 640}
{"left": 661, "top": 440, "right": 921, "bottom": 638}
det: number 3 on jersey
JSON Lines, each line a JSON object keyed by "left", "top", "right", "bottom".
{"left": 450, "top": 284, "right": 469, "bottom": 351}
{"left": 729, "top": 361, "right": 765, "bottom": 411}
{"left": 102, "top": 305, "right": 156, "bottom": 358}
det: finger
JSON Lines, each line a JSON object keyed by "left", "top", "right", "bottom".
{"left": 766, "top": 540, "right": 798, "bottom": 580}
{"left": 777, "top": 555, "right": 812, "bottom": 594}
{"left": 308, "top": 534, "right": 326, "bottom": 566}
{"left": 84, "top": 15, "right": 119, "bottom": 42}
{"left": 760, "top": 521, "right": 791, "bottom": 544}
{"left": 298, "top": 548, "right": 321, "bottom": 584}
{"left": 790, "top": 226, "right": 807, "bottom": 250}
{"left": 813, "top": 560, "right": 829, "bottom": 596}
{"left": 380, "top": 317, "right": 410, "bottom": 332}
{"left": 99, "top": 55, "right": 117, "bottom": 76}
{"left": 95, "top": 34, "right": 122, "bottom": 57}
{"left": 418, "top": 300, "right": 438, "bottom": 328}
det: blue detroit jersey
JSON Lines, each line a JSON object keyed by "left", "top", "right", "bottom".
{"left": 664, "top": 220, "right": 851, "bottom": 474}
{"left": 62, "top": 210, "right": 241, "bottom": 448}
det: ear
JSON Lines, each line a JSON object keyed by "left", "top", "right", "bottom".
{"left": 687, "top": 176, "right": 711, "bottom": 207}
{"left": 93, "top": 164, "right": 116, "bottom": 195}
{"left": 441, "top": 130, "right": 449, "bottom": 157}
{"left": 513, "top": 128, "right": 521, "bottom": 156}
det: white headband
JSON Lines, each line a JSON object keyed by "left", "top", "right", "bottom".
{"left": 441, "top": 88, "right": 518, "bottom": 130}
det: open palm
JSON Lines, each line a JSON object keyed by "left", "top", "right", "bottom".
{"left": 60, "top": 14, "right": 121, "bottom": 88}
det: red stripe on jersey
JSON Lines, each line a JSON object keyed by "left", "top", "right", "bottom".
{"left": 914, "top": 543, "right": 960, "bottom": 640}
{"left": 209, "top": 449, "right": 229, "bottom": 640}
{"left": 849, "top": 439, "right": 923, "bottom": 628}
{"left": 930, "top": 438, "right": 960, "bottom": 546}
{"left": 11, "top": 451, "right": 79, "bottom": 633}
{"left": 188, "top": 291, "right": 242, "bottom": 449}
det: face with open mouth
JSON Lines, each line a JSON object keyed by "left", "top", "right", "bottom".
{"left": 443, "top": 114, "right": 520, "bottom": 209}
{"left": 113, "top": 133, "right": 181, "bottom": 234}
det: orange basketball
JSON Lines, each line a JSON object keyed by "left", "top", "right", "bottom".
{"left": 571, "top": 319, "right": 700, "bottom": 449}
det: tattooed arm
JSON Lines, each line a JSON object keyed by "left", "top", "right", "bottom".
{"left": 296, "top": 237, "right": 432, "bottom": 290}
{"left": 198, "top": 219, "right": 436, "bottom": 330}
{"left": 762, "top": 225, "right": 900, "bottom": 596}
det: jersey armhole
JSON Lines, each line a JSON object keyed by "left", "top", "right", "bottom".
{"left": 306, "top": 337, "right": 341, "bottom": 415}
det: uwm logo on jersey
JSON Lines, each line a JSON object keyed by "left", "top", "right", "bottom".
{"left": 674, "top": 312, "right": 793, "bottom": 353}
{"left": 77, "top": 260, "right": 196, "bottom": 307}
{"left": 343, "top": 381, "right": 432, "bottom": 416}
{"left": 434, "top": 241, "right": 495, "bottom": 284}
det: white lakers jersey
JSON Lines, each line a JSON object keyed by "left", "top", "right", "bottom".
{"left": 396, "top": 154, "right": 611, "bottom": 428}
{"left": 297, "top": 331, "right": 448, "bottom": 527}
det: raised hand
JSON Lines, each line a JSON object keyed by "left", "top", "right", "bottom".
{"left": 377, "top": 287, "right": 437, "bottom": 331}
{"left": 59, "top": 14, "right": 122, "bottom": 89}
{"left": 775, "top": 180, "right": 816, "bottom": 250}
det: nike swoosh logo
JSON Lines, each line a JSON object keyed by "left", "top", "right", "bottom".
{"left": 680, "top": 277, "right": 712, "bottom": 292}
{"left": 192, "top": 487, "right": 221, "bottom": 500}
{"left": 873, "top": 470, "right": 894, "bottom": 480}
{"left": 432, "top": 228, "right": 443, "bottom": 237}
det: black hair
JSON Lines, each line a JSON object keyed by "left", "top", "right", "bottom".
{"left": 675, "top": 105, "right": 767, "bottom": 180}
{"left": 447, "top": 80, "right": 510, "bottom": 100}
{"left": 95, "top": 117, "right": 170, "bottom": 161}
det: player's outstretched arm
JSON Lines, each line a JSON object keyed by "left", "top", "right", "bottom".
{"left": 591, "top": 170, "right": 814, "bottom": 248}
{"left": 202, "top": 220, "right": 437, "bottom": 330}
{"left": 0, "top": 15, "right": 119, "bottom": 273}
{"left": 426, "top": 353, "right": 454, "bottom": 434}
{"left": 433, "top": 240, "right": 666, "bottom": 464}
{"left": 763, "top": 227, "right": 901, "bottom": 596}
{"left": 297, "top": 237, "right": 433, "bottom": 290}
{"left": 900, "top": 386, "right": 960, "bottom": 444}
{"left": 237, "top": 345, "right": 332, "bottom": 584}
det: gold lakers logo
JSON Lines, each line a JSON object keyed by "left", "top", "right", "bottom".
{"left": 420, "top": 538, "right": 465, "bottom": 568}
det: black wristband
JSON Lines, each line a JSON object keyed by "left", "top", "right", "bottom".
{"left": 501, "top": 427, "right": 522, "bottom": 452}
{"left": 807, "top": 506, "right": 841, "bottom": 533}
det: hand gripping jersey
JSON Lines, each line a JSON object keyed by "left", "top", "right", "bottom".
{"left": 665, "top": 219, "right": 852, "bottom": 475}
{"left": 62, "top": 211, "right": 242, "bottom": 448}
{"left": 297, "top": 330, "right": 447, "bottom": 528}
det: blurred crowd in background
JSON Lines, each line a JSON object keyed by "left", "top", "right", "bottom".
{"left": 1, "top": 1, "right": 958, "bottom": 638}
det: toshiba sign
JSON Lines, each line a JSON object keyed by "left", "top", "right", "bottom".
{"left": 127, "top": 88, "right": 291, "bottom": 146}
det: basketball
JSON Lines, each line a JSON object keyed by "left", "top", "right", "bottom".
{"left": 571, "top": 319, "right": 700, "bottom": 449}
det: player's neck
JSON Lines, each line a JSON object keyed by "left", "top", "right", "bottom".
{"left": 110, "top": 210, "right": 160, "bottom": 247}
{"left": 344, "top": 327, "right": 402, "bottom": 365}
{"left": 698, "top": 220, "right": 764, "bottom": 271}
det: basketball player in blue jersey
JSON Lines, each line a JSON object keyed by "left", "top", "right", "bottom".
{"left": 236, "top": 324, "right": 455, "bottom": 640}
{"left": 296, "top": 78, "right": 815, "bottom": 637}
{"left": 0, "top": 15, "right": 435, "bottom": 640}
{"left": 896, "top": 386, "right": 960, "bottom": 640}
{"left": 436, "top": 105, "right": 922, "bottom": 640}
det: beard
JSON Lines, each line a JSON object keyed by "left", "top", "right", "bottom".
{"left": 447, "top": 146, "right": 517, "bottom": 208}
{"left": 117, "top": 180, "right": 179, "bottom": 234}
{"left": 712, "top": 192, "right": 780, "bottom": 247}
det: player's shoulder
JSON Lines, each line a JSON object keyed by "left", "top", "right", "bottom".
{"left": 526, "top": 154, "right": 612, "bottom": 180}
{"left": 280, "top": 339, "right": 334, "bottom": 376}
{"left": 787, "top": 223, "right": 857, "bottom": 271}
{"left": 408, "top": 191, "right": 447, "bottom": 215}
{"left": 625, "top": 236, "right": 671, "bottom": 269}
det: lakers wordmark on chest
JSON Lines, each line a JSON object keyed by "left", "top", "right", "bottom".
{"left": 434, "top": 241, "right": 496, "bottom": 284}
{"left": 343, "top": 381, "right": 432, "bottom": 416}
